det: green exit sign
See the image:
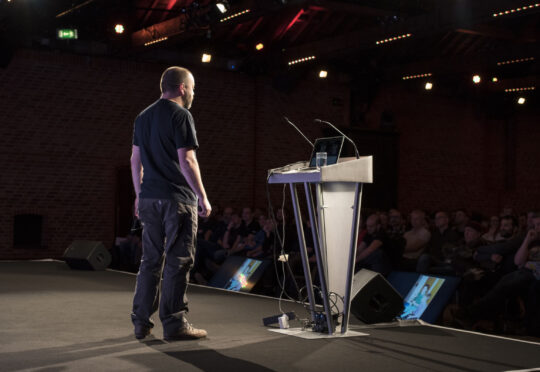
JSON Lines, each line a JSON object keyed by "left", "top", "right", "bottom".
{"left": 57, "top": 29, "right": 78, "bottom": 40}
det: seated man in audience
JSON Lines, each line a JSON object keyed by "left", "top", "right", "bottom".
{"left": 474, "top": 215, "right": 519, "bottom": 274}
{"left": 239, "top": 207, "right": 260, "bottom": 236}
{"left": 355, "top": 214, "right": 392, "bottom": 276}
{"left": 400, "top": 209, "right": 431, "bottom": 271}
{"left": 386, "top": 209, "right": 406, "bottom": 266}
{"left": 452, "top": 209, "right": 470, "bottom": 241}
{"left": 455, "top": 215, "right": 540, "bottom": 335}
{"left": 416, "top": 211, "right": 461, "bottom": 274}
{"left": 498, "top": 215, "right": 517, "bottom": 240}
{"left": 442, "top": 221, "right": 485, "bottom": 276}
{"left": 246, "top": 219, "right": 276, "bottom": 260}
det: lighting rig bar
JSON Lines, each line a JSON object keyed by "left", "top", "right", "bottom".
{"left": 504, "top": 86, "right": 536, "bottom": 92}
{"left": 497, "top": 57, "right": 535, "bottom": 65}
{"left": 144, "top": 36, "right": 168, "bottom": 46}
{"left": 288, "top": 55, "right": 316, "bottom": 66}
{"left": 402, "top": 73, "right": 432, "bottom": 80}
{"left": 220, "top": 9, "right": 250, "bottom": 22}
{"left": 492, "top": 3, "right": 539, "bottom": 17}
{"left": 376, "top": 33, "right": 412, "bottom": 45}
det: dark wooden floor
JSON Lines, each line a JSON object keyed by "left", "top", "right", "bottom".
{"left": 1, "top": 261, "right": 539, "bottom": 372}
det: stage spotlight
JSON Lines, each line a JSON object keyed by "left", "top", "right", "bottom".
{"left": 216, "top": 1, "right": 229, "bottom": 14}
{"left": 202, "top": 53, "right": 212, "bottom": 63}
{"left": 114, "top": 24, "right": 124, "bottom": 34}
{"left": 517, "top": 97, "right": 526, "bottom": 104}
{"left": 255, "top": 43, "right": 264, "bottom": 51}
{"left": 319, "top": 70, "right": 328, "bottom": 78}
{"left": 492, "top": 77, "right": 498, "bottom": 82}
{"left": 472, "top": 75, "right": 481, "bottom": 84}
{"left": 425, "top": 82, "right": 433, "bottom": 90}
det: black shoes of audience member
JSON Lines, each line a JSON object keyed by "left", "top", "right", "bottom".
{"left": 164, "top": 322, "right": 208, "bottom": 341}
{"left": 134, "top": 325, "right": 152, "bottom": 339}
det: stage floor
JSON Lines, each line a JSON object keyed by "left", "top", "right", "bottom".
{"left": 1, "top": 261, "right": 539, "bottom": 372}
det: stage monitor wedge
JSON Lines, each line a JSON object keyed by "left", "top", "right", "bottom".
{"left": 350, "top": 269, "right": 404, "bottom": 324}
{"left": 64, "top": 240, "right": 111, "bottom": 271}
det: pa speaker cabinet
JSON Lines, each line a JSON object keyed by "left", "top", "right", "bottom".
{"left": 351, "top": 269, "right": 404, "bottom": 324}
{"left": 64, "top": 240, "right": 111, "bottom": 271}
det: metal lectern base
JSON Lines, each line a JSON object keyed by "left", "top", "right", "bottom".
{"left": 268, "top": 327, "right": 369, "bottom": 339}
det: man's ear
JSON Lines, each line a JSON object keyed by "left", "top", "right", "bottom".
{"left": 178, "top": 83, "right": 186, "bottom": 96}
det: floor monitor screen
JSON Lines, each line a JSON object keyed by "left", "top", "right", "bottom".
{"left": 208, "top": 256, "right": 269, "bottom": 293}
{"left": 387, "top": 271, "right": 460, "bottom": 323}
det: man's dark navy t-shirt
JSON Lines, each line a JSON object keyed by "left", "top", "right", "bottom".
{"left": 133, "top": 99, "right": 199, "bottom": 205}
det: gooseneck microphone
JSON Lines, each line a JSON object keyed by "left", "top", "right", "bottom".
{"left": 284, "top": 117, "right": 314, "bottom": 148}
{"left": 314, "top": 119, "right": 360, "bottom": 159}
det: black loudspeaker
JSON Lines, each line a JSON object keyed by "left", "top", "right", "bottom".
{"left": 63, "top": 240, "right": 111, "bottom": 271}
{"left": 350, "top": 269, "right": 404, "bottom": 324}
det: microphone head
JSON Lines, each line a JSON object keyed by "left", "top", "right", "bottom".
{"left": 314, "top": 119, "right": 322, "bottom": 123}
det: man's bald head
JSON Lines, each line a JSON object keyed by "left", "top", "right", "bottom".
{"left": 160, "top": 66, "right": 193, "bottom": 94}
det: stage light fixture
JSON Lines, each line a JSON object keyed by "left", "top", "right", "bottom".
{"left": 319, "top": 70, "right": 328, "bottom": 78}
{"left": 402, "top": 73, "right": 432, "bottom": 80}
{"left": 376, "top": 33, "right": 411, "bottom": 45}
{"left": 144, "top": 36, "right": 168, "bottom": 46}
{"left": 425, "top": 82, "right": 433, "bottom": 90}
{"left": 472, "top": 75, "right": 481, "bottom": 84}
{"left": 216, "top": 1, "right": 229, "bottom": 14}
{"left": 202, "top": 53, "right": 212, "bottom": 63}
{"left": 255, "top": 43, "right": 264, "bottom": 51}
{"left": 492, "top": 77, "right": 498, "bottom": 82}
{"left": 114, "top": 24, "right": 124, "bottom": 34}
{"left": 220, "top": 9, "right": 250, "bottom": 22}
{"left": 493, "top": 3, "right": 539, "bottom": 17}
{"left": 517, "top": 97, "right": 526, "bottom": 104}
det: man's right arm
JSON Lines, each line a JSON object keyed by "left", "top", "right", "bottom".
{"left": 178, "top": 147, "right": 211, "bottom": 217}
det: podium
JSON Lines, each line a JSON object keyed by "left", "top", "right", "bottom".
{"left": 268, "top": 156, "right": 373, "bottom": 335}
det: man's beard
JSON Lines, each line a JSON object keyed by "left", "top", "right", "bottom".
{"left": 185, "top": 93, "right": 193, "bottom": 109}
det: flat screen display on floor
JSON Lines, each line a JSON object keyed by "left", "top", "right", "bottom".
{"left": 208, "top": 256, "right": 270, "bottom": 293}
{"left": 387, "top": 271, "right": 460, "bottom": 323}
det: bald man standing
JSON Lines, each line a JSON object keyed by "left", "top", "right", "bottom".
{"left": 130, "top": 66, "right": 211, "bottom": 341}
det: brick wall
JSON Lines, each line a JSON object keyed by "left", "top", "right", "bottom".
{"left": 0, "top": 49, "right": 537, "bottom": 260}
{"left": 0, "top": 49, "right": 346, "bottom": 259}
{"left": 365, "top": 82, "right": 539, "bottom": 216}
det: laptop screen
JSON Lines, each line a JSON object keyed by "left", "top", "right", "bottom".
{"left": 308, "top": 136, "right": 345, "bottom": 168}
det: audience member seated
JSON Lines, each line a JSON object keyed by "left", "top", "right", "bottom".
{"left": 378, "top": 211, "right": 389, "bottom": 232}
{"left": 452, "top": 209, "right": 470, "bottom": 241}
{"left": 239, "top": 207, "right": 260, "bottom": 237}
{"left": 355, "top": 214, "right": 392, "bottom": 276}
{"left": 443, "top": 222, "right": 485, "bottom": 275}
{"left": 498, "top": 215, "right": 517, "bottom": 240}
{"left": 416, "top": 211, "right": 461, "bottom": 274}
{"left": 481, "top": 215, "right": 502, "bottom": 243}
{"left": 400, "top": 209, "right": 431, "bottom": 271}
{"left": 246, "top": 218, "right": 276, "bottom": 260}
{"left": 386, "top": 208, "right": 406, "bottom": 267}
{"left": 454, "top": 215, "right": 540, "bottom": 336}
{"left": 474, "top": 215, "right": 520, "bottom": 275}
